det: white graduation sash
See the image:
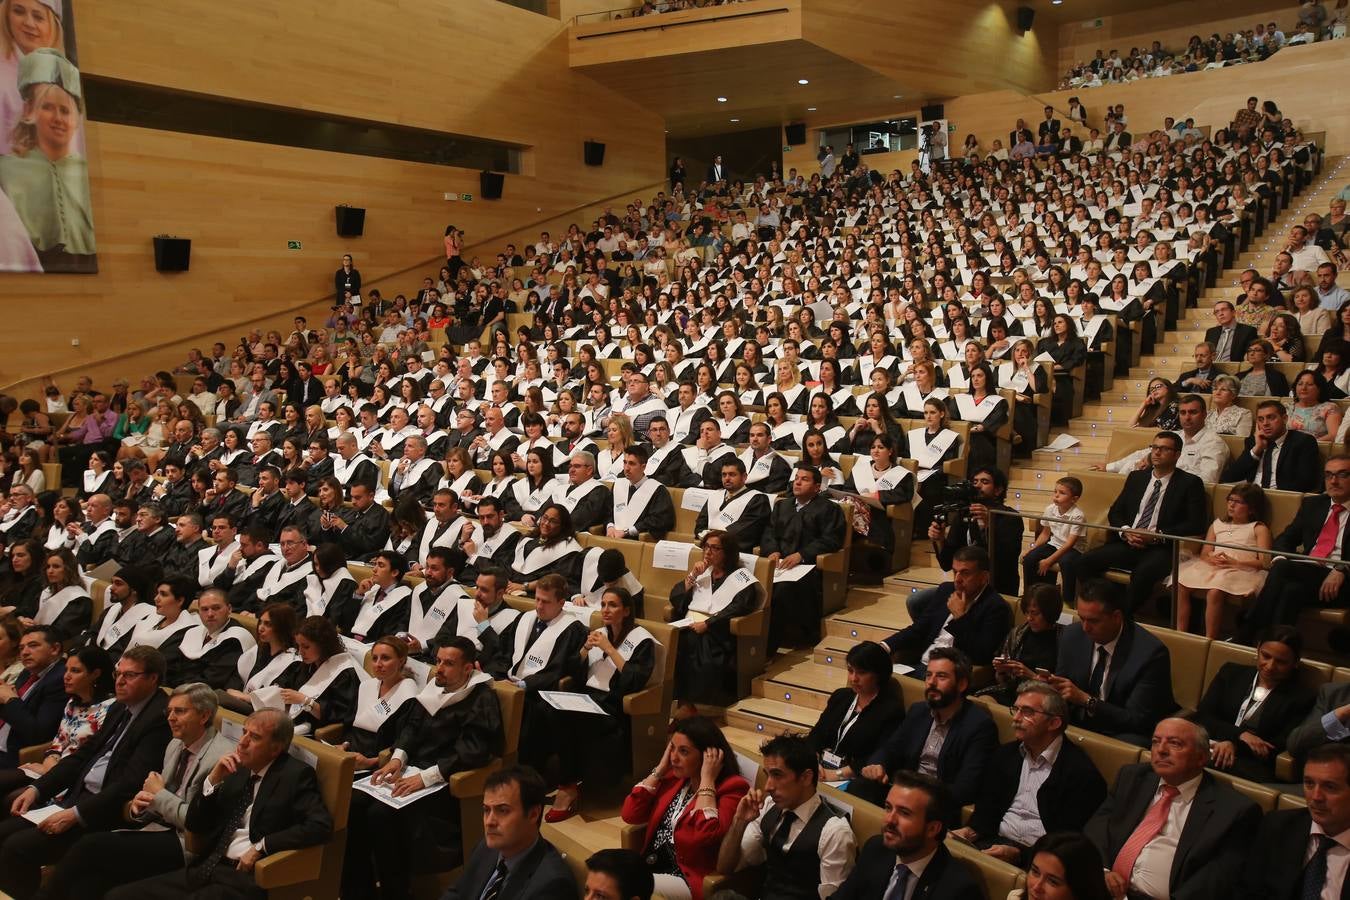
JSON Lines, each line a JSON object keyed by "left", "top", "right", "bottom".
{"left": 464, "top": 522, "right": 512, "bottom": 563}
{"left": 447, "top": 469, "right": 478, "bottom": 495}
{"left": 612, "top": 478, "right": 663, "bottom": 533}
{"left": 510, "top": 610, "right": 574, "bottom": 679}
{"left": 416, "top": 669, "right": 493, "bottom": 715}
{"left": 689, "top": 567, "right": 758, "bottom": 616}
{"left": 393, "top": 457, "right": 438, "bottom": 492}
{"left": 706, "top": 488, "right": 765, "bottom": 531}
{"left": 485, "top": 427, "right": 516, "bottom": 452}
{"left": 771, "top": 421, "right": 808, "bottom": 446}
{"left": 351, "top": 584, "right": 412, "bottom": 638}
{"left": 576, "top": 549, "right": 642, "bottom": 604}
{"left": 258, "top": 559, "right": 314, "bottom": 602}
{"left": 482, "top": 477, "right": 516, "bottom": 501}
{"left": 817, "top": 425, "right": 847, "bottom": 449}
{"left": 716, "top": 416, "right": 748, "bottom": 440}
{"left": 238, "top": 646, "right": 300, "bottom": 693}
{"left": 234, "top": 552, "right": 281, "bottom": 585}
{"left": 954, "top": 394, "right": 1002, "bottom": 423}
{"left": 95, "top": 600, "right": 156, "bottom": 650}
{"left": 407, "top": 581, "right": 470, "bottom": 644}
{"left": 559, "top": 479, "right": 604, "bottom": 514}
{"left": 682, "top": 444, "right": 734, "bottom": 474}
{"left": 779, "top": 384, "right": 807, "bottom": 410}
{"left": 1078, "top": 316, "right": 1106, "bottom": 346}
{"left": 997, "top": 365, "right": 1031, "bottom": 393}
{"left": 668, "top": 406, "right": 702, "bottom": 441}
{"left": 596, "top": 449, "right": 626, "bottom": 482}
{"left": 852, "top": 463, "right": 912, "bottom": 494}
{"left": 586, "top": 626, "right": 654, "bottom": 693}
{"left": 76, "top": 518, "right": 118, "bottom": 553}
{"left": 220, "top": 449, "right": 248, "bottom": 466}
{"left": 352, "top": 675, "right": 418, "bottom": 733}
{"left": 738, "top": 448, "right": 783, "bottom": 487}
{"left": 128, "top": 611, "right": 201, "bottom": 649}
{"left": 858, "top": 355, "right": 896, "bottom": 381}
{"left": 644, "top": 442, "right": 682, "bottom": 477}
{"left": 511, "top": 537, "right": 582, "bottom": 578}
{"left": 512, "top": 477, "right": 557, "bottom": 514}
{"left": 417, "top": 515, "right": 470, "bottom": 564}
{"left": 178, "top": 624, "right": 256, "bottom": 661}
{"left": 289, "top": 654, "right": 358, "bottom": 718}
{"left": 304, "top": 569, "right": 355, "bottom": 617}
{"left": 82, "top": 469, "right": 111, "bottom": 495}
{"left": 35, "top": 585, "right": 87, "bottom": 626}
{"left": 332, "top": 454, "right": 373, "bottom": 486}
{"left": 450, "top": 596, "right": 519, "bottom": 648}
{"left": 901, "top": 383, "right": 948, "bottom": 411}
{"left": 198, "top": 539, "right": 240, "bottom": 587}
{"left": 908, "top": 427, "right": 959, "bottom": 478}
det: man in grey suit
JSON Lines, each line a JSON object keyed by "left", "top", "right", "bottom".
{"left": 441, "top": 765, "right": 572, "bottom": 900}
{"left": 39, "top": 683, "right": 236, "bottom": 899}
{"left": 1288, "top": 680, "right": 1350, "bottom": 756}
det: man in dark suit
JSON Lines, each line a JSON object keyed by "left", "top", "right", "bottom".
{"left": 241, "top": 465, "right": 286, "bottom": 536}
{"left": 851, "top": 648, "right": 997, "bottom": 808}
{"left": 951, "top": 681, "right": 1106, "bottom": 865}
{"left": 0, "top": 646, "right": 172, "bottom": 899}
{"left": 440, "top": 765, "right": 572, "bottom": 900}
{"left": 1205, "top": 299, "right": 1259, "bottom": 362}
{"left": 1103, "top": 121, "right": 1133, "bottom": 152}
{"left": 880, "top": 546, "right": 1011, "bottom": 667}
{"left": 1238, "top": 742, "right": 1350, "bottom": 900}
{"left": 833, "top": 770, "right": 982, "bottom": 900}
{"left": 1176, "top": 342, "right": 1219, "bottom": 393}
{"left": 1076, "top": 432, "right": 1209, "bottom": 613}
{"left": 199, "top": 467, "right": 250, "bottom": 526}
{"left": 1221, "top": 400, "right": 1323, "bottom": 493}
{"left": 1086, "top": 717, "right": 1262, "bottom": 900}
{"left": 0, "top": 626, "right": 66, "bottom": 769}
{"left": 1238, "top": 454, "right": 1350, "bottom": 643}
{"left": 327, "top": 481, "right": 392, "bottom": 560}
{"left": 706, "top": 155, "right": 726, "bottom": 184}
{"left": 760, "top": 465, "right": 846, "bottom": 648}
{"left": 106, "top": 707, "right": 333, "bottom": 900}
{"left": 1008, "top": 118, "right": 1033, "bottom": 148}
{"left": 1048, "top": 580, "right": 1176, "bottom": 745}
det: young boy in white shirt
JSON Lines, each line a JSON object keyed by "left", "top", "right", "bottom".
{"left": 1021, "top": 476, "right": 1087, "bottom": 601}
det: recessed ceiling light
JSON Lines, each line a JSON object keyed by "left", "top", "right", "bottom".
{"left": 730, "top": 118, "right": 740, "bottom": 122}
{"left": 893, "top": 94, "right": 903, "bottom": 99}
{"left": 798, "top": 78, "right": 809, "bottom": 85}
{"left": 717, "top": 97, "right": 727, "bottom": 102}
{"left": 807, "top": 107, "right": 817, "bottom": 111}
{"left": 1051, "top": 0, "right": 1061, "bottom": 4}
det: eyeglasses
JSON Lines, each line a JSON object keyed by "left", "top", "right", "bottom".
{"left": 1325, "top": 471, "right": 1350, "bottom": 480}
{"left": 1009, "top": 705, "right": 1050, "bottom": 719}
{"left": 114, "top": 670, "right": 149, "bottom": 681}
{"left": 539, "top": 515, "right": 562, "bottom": 525}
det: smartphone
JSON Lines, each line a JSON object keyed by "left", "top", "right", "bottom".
{"left": 1034, "top": 668, "right": 1053, "bottom": 679}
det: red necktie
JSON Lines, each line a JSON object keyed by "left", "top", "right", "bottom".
{"left": 1314, "top": 504, "right": 1346, "bottom": 559}
{"left": 1112, "top": 784, "right": 1179, "bottom": 883}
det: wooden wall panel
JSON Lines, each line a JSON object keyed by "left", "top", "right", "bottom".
{"left": 1056, "top": 1, "right": 1307, "bottom": 74}
{"left": 0, "top": 0, "right": 665, "bottom": 396}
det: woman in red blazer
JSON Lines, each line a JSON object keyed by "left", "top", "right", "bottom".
{"left": 620, "top": 715, "right": 750, "bottom": 900}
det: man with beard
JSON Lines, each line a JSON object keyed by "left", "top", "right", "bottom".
{"left": 849, "top": 647, "right": 996, "bottom": 808}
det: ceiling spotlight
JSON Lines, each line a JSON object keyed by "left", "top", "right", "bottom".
{"left": 717, "top": 96, "right": 727, "bottom": 102}
{"left": 798, "top": 78, "right": 809, "bottom": 85}
{"left": 730, "top": 118, "right": 740, "bottom": 122}
{"left": 807, "top": 107, "right": 817, "bottom": 111}
{"left": 1052, "top": 0, "right": 1061, "bottom": 4}
{"left": 893, "top": 94, "right": 903, "bottom": 99}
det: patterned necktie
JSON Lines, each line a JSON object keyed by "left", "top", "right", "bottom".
{"left": 480, "top": 858, "right": 509, "bottom": 900}
{"left": 882, "top": 863, "right": 911, "bottom": 900}
{"left": 1301, "top": 833, "right": 1334, "bottom": 900}
{"left": 1134, "top": 478, "right": 1163, "bottom": 529}
{"left": 1111, "top": 784, "right": 1180, "bottom": 883}
{"left": 195, "top": 774, "right": 261, "bottom": 886}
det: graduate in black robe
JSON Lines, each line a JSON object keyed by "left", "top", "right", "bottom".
{"left": 669, "top": 530, "right": 763, "bottom": 707}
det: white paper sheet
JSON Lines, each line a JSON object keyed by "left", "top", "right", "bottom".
{"left": 538, "top": 690, "right": 610, "bottom": 715}
{"left": 1033, "top": 352, "right": 1056, "bottom": 363}
{"left": 352, "top": 769, "right": 446, "bottom": 808}
{"left": 21, "top": 804, "right": 63, "bottom": 825}
{"left": 892, "top": 663, "right": 915, "bottom": 676}
{"left": 1044, "top": 433, "right": 1081, "bottom": 451}
{"left": 772, "top": 563, "right": 816, "bottom": 583}
{"left": 680, "top": 488, "right": 715, "bottom": 511}
{"left": 652, "top": 540, "right": 695, "bottom": 571}
{"left": 249, "top": 685, "right": 284, "bottom": 711}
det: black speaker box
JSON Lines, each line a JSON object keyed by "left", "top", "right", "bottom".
{"left": 784, "top": 123, "right": 807, "bottom": 145}
{"left": 153, "top": 236, "right": 191, "bottom": 272}
{"left": 1016, "top": 5, "right": 1034, "bottom": 30}
{"left": 480, "top": 171, "right": 504, "bottom": 200}
{"left": 336, "top": 205, "right": 366, "bottom": 237}
{"left": 920, "top": 103, "right": 945, "bottom": 122}
{"left": 583, "top": 141, "right": 606, "bottom": 166}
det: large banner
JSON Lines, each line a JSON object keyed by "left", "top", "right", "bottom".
{"left": 0, "top": 0, "right": 93, "bottom": 273}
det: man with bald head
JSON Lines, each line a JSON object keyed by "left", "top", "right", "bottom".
{"left": 1085, "top": 717, "right": 1260, "bottom": 900}
{"left": 471, "top": 405, "right": 519, "bottom": 466}
{"left": 332, "top": 432, "right": 379, "bottom": 498}
{"left": 71, "top": 493, "right": 118, "bottom": 570}
{"left": 389, "top": 435, "right": 440, "bottom": 508}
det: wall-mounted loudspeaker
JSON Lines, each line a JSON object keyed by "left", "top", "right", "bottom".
{"left": 480, "top": 171, "right": 504, "bottom": 200}
{"left": 153, "top": 236, "right": 191, "bottom": 272}
{"left": 1016, "top": 6, "right": 1034, "bottom": 31}
{"left": 335, "top": 205, "right": 366, "bottom": 238}
{"left": 784, "top": 123, "right": 807, "bottom": 145}
{"left": 920, "top": 103, "right": 945, "bottom": 122}
{"left": 584, "top": 141, "right": 606, "bottom": 166}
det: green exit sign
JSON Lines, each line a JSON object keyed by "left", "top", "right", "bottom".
{"left": 459, "top": 193, "right": 474, "bottom": 202}
{"left": 287, "top": 240, "right": 302, "bottom": 250}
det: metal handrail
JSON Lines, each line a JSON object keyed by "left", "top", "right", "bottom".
{"left": 979, "top": 502, "right": 1343, "bottom": 629}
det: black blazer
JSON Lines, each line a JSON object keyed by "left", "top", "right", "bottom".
{"left": 186, "top": 752, "right": 332, "bottom": 863}
{"left": 1194, "top": 662, "right": 1314, "bottom": 767}
{"left": 1055, "top": 620, "right": 1176, "bottom": 739}
{"left": 1085, "top": 764, "right": 1261, "bottom": 900}
{"left": 1220, "top": 429, "right": 1322, "bottom": 493}
{"left": 1175, "top": 366, "right": 1219, "bottom": 393}
{"left": 883, "top": 584, "right": 1012, "bottom": 666}
{"left": 33, "top": 690, "right": 172, "bottom": 830}
{"left": 866, "top": 699, "right": 998, "bottom": 805}
{"left": 1204, "top": 323, "right": 1259, "bottom": 362}
{"left": 759, "top": 494, "right": 845, "bottom": 561}
{"left": 441, "top": 836, "right": 573, "bottom": 900}
{"left": 832, "top": 838, "right": 982, "bottom": 900}
{"left": 1274, "top": 492, "right": 1350, "bottom": 558}
{"left": 968, "top": 737, "right": 1107, "bottom": 846}
{"left": 0, "top": 660, "right": 66, "bottom": 761}
{"left": 1104, "top": 467, "right": 1209, "bottom": 539}
{"left": 1239, "top": 808, "right": 1350, "bottom": 900}
{"left": 808, "top": 686, "right": 906, "bottom": 775}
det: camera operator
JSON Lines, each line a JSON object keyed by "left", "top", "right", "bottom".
{"left": 910, "top": 466, "right": 1020, "bottom": 619}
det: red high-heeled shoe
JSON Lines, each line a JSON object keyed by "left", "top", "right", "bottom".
{"left": 545, "top": 787, "right": 580, "bottom": 823}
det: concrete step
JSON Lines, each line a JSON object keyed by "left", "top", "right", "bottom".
{"left": 725, "top": 697, "right": 820, "bottom": 737}
{"left": 753, "top": 660, "right": 846, "bottom": 709}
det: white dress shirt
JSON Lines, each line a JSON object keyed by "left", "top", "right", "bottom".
{"left": 1307, "top": 822, "right": 1350, "bottom": 900}
{"left": 1130, "top": 774, "right": 1202, "bottom": 899}
{"left": 998, "top": 736, "right": 1063, "bottom": 847}
{"left": 736, "top": 793, "right": 856, "bottom": 899}
{"left": 1133, "top": 472, "right": 1172, "bottom": 531}
{"left": 201, "top": 759, "right": 274, "bottom": 859}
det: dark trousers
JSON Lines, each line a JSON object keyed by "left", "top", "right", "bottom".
{"left": 39, "top": 828, "right": 183, "bottom": 900}
{"left": 105, "top": 863, "right": 265, "bottom": 900}
{"left": 1077, "top": 539, "right": 1171, "bottom": 613}
{"left": 342, "top": 789, "right": 458, "bottom": 900}
{"left": 1238, "top": 558, "right": 1350, "bottom": 643}
{"left": 1022, "top": 543, "right": 1083, "bottom": 603}
{"left": 767, "top": 572, "right": 822, "bottom": 650}
{"left": 528, "top": 699, "right": 626, "bottom": 785}
{"left": 0, "top": 815, "right": 88, "bottom": 899}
